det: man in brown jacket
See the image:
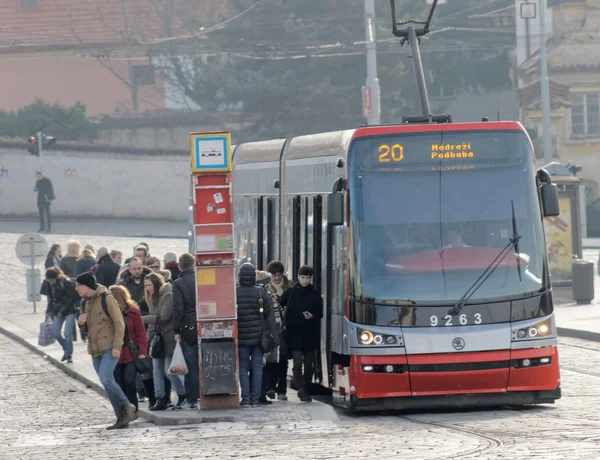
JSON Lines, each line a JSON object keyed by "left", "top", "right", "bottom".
{"left": 76, "top": 272, "right": 137, "bottom": 430}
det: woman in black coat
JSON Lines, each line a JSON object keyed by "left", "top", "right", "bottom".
{"left": 280, "top": 265, "right": 323, "bottom": 402}
{"left": 45, "top": 267, "right": 80, "bottom": 363}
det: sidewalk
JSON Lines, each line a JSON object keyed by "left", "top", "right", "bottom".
{"left": 0, "top": 217, "right": 188, "bottom": 239}
{"left": 583, "top": 238, "right": 600, "bottom": 249}
{"left": 0, "top": 312, "right": 337, "bottom": 426}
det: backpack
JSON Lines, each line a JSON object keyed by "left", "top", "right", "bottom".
{"left": 82, "top": 293, "right": 128, "bottom": 343}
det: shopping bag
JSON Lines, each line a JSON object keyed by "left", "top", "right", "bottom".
{"left": 38, "top": 320, "right": 55, "bottom": 347}
{"left": 168, "top": 341, "right": 189, "bottom": 376}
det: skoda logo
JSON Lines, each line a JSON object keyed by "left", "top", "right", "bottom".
{"left": 452, "top": 337, "right": 465, "bottom": 351}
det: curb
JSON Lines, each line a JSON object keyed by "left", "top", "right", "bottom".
{"left": 558, "top": 327, "right": 600, "bottom": 343}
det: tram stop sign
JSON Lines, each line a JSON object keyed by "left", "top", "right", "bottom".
{"left": 15, "top": 233, "right": 48, "bottom": 305}
{"left": 15, "top": 232, "right": 48, "bottom": 266}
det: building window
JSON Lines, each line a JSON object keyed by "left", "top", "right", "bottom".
{"left": 21, "top": 0, "right": 38, "bottom": 6}
{"left": 571, "top": 93, "right": 600, "bottom": 138}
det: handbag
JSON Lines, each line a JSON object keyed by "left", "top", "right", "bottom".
{"left": 124, "top": 324, "right": 151, "bottom": 374}
{"left": 38, "top": 319, "right": 55, "bottom": 347}
{"left": 149, "top": 321, "right": 165, "bottom": 359}
{"left": 181, "top": 323, "right": 198, "bottom": 345}
{"left": 258, "top": 287, "right": 275, "bottom": 354}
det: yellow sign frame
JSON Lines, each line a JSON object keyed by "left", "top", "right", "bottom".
{"left": 190, "top": 131, "right": 232, "bottom": 173}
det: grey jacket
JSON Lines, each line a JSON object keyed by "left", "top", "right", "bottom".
{"left": 143, "top": 283, "right": 176, "bottom": 357}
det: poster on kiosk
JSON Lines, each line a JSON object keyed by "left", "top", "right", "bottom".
{"left": 190, "top": 131, "right": 239, "bottom": 409}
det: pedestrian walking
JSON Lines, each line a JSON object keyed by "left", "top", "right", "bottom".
{"left": 76, "top": 272, "right": 137, "bottom": 430}
{"left": 44, "top": 267, "right": 79, "bottom": 363}
{"left": 261, "top": 260, "right": 292, "bottom": 402}
{"left": 236, "top": 263, "right": 279, "bottom": 407}
{"left": 280, "top": 265, "right": 323, "bottom": 403}
{"left": 34, "top": 171, "right": 55, "bottom": 233}
{"left": 109, "top": 285, "right": 148, "bottom": 413}
{"left": 163, "top": 252, "right": 181, "bottom": 282}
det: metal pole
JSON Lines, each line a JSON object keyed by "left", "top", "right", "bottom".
{"left": 407, "top": 26, "right": 431, "bottom": 118}
{"left": 539, "top": 0, "right": 552, "bottom": 164}
{"left": 525, "top": 17, "right": 531, "bottom": 59}
{"left": 37, "top": 131, "right": 43, "bottom": 157}
{"left": 29, "top": 238, "right": 36, "bottom": 313}
{"left": 364, "top": 0, "right": 381, "bottom": 125}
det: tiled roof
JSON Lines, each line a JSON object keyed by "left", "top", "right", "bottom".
{"left": 519, "top": 79, "right": 572, "bottom": 111}
{"left": 0, "top": 0, "right": 229, "bottom": 53}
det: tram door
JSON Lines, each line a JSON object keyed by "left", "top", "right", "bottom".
{"left": 293, "top": 195, "right": 328, "bottom": 390}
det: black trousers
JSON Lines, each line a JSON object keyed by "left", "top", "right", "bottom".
{"left": 114, "top": 362, "right": 138, "bottom": 410}
{"left": 38, "top": 202, "right": 51, "bottom": 231}
{"left": 292, "top": 350, "right": 316, "bottom": 394}
{"left": 262, "top": 358, "right": 290, "bottom": 396}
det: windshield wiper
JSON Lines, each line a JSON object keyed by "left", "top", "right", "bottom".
{"left": 511, "top": 199, "right": 522, "bottom": 282}
{"left": 449, "top": 203, "right": 522, "bottom": 317}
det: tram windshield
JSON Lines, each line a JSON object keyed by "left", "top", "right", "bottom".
{"left": 347, "top": 129, "right": 547, "bottom": 304}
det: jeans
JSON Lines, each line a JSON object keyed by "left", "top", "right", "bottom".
{"left": 53, "top": 313, "right": 75, "bottom": 357}
{"left": 92, "top": 350, "right": 130, "bottom": 417}
{"left": 181, "top": 340, "right": 200, "bottom": 402}
{"left": 114, "top": 362, "right": 138, "bottom": 410}
{"left": 152, "top": 356, "right": 185, "bottom": 399}
{"left": 292, "top": 350, "right": 316, "bottom": 394}
{"left": 238, "top": 345, "right": 263, "bottom": 404}
{"left": 38, "top": 202, "right": 51, "bottom": 231}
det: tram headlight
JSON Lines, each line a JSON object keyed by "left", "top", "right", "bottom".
{"left": 512, "top": 321, "right": 552, "bottom": 341}
{"left": 357, "top": 329, "right": 398, "bottom": 346}
{"left": 359, "top": 330, "right": 374, "bottom": 345}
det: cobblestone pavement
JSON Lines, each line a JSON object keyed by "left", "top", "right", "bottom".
{"left": 1, "top": 333, "right": 600, "bottom": 459}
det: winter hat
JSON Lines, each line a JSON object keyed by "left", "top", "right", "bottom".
{"left": 76, "top": 272, "right": 97, "bottom": 290}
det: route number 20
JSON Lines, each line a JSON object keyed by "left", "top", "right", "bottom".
{"left": 378, "top": 144, "right": 404, "bottom": 163}
{"left": 430, "top": 313, "right": 483, "bottom": 327}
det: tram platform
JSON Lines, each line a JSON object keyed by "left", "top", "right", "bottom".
{"left": 0, "top": 312, "right": 338, "bottom": 426}
{"left": 554, "top": 246, "right": 600, "bottom": 342}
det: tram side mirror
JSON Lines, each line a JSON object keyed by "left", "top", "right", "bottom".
{"left": 541, "top": 183, "right": 560, "bottom": 217}
{"left": 327, "top": 192, "right": 344, "bottom": 226}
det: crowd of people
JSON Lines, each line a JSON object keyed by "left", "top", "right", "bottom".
{"left": 41, "top": 240, "right": 323, "bottom": 429}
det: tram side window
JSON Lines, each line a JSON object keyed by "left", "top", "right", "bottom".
{"left": 292, "top": 196, "right": 301, "bottom": 281}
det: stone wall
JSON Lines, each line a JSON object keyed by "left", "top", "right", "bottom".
{"left": 0, "top": 147, "right": 190, "bottom": 219}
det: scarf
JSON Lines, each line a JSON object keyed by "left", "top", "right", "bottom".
{"left": 270, "top": 279, "right": 285, "bottom": 297}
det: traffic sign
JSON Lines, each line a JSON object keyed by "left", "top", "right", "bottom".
{"left": 520, "top": 2, "right": 536, "bottom": 19}
{"left": 190, "top": 132, "right": 232, "bottom": 173}
{"left": 26, "top": 269, "right": 42, "bottom": 302}
{"left": 15, "top": 232, "right": 48, "bottom": 266}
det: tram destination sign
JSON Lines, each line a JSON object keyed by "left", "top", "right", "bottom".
{"left": 353, "top": 130, "right": 529, "bottom": 170}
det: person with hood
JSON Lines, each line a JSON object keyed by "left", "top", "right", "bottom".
{"left": 260, "top": 260, "right": 293, "bottom": 401}
{"left": 44, "top": 267, "right": 79, "bottom": 363}
{"left": 143, "top": 272, "right": 186, "bottom": 411}
{"left": 95, "top": 247, "right": 121, "bottom": 287}
{"left": 236, "top": 263, "right": 279, "bottom": 407}
{"left": 109, "top": 285, "right": 148, "bottom": 413}
{"left": 76, "top": 272, "right": 137, "bottom": 430}
{"left": 173, "top": 253, "right": 199, "bottom": 409}
{"left": 279, "top": 265, "right": 323, "bottom": 403}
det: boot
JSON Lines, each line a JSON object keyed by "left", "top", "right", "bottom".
{"left": 149, "top": 397, "right": 168, "bottom": 411}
